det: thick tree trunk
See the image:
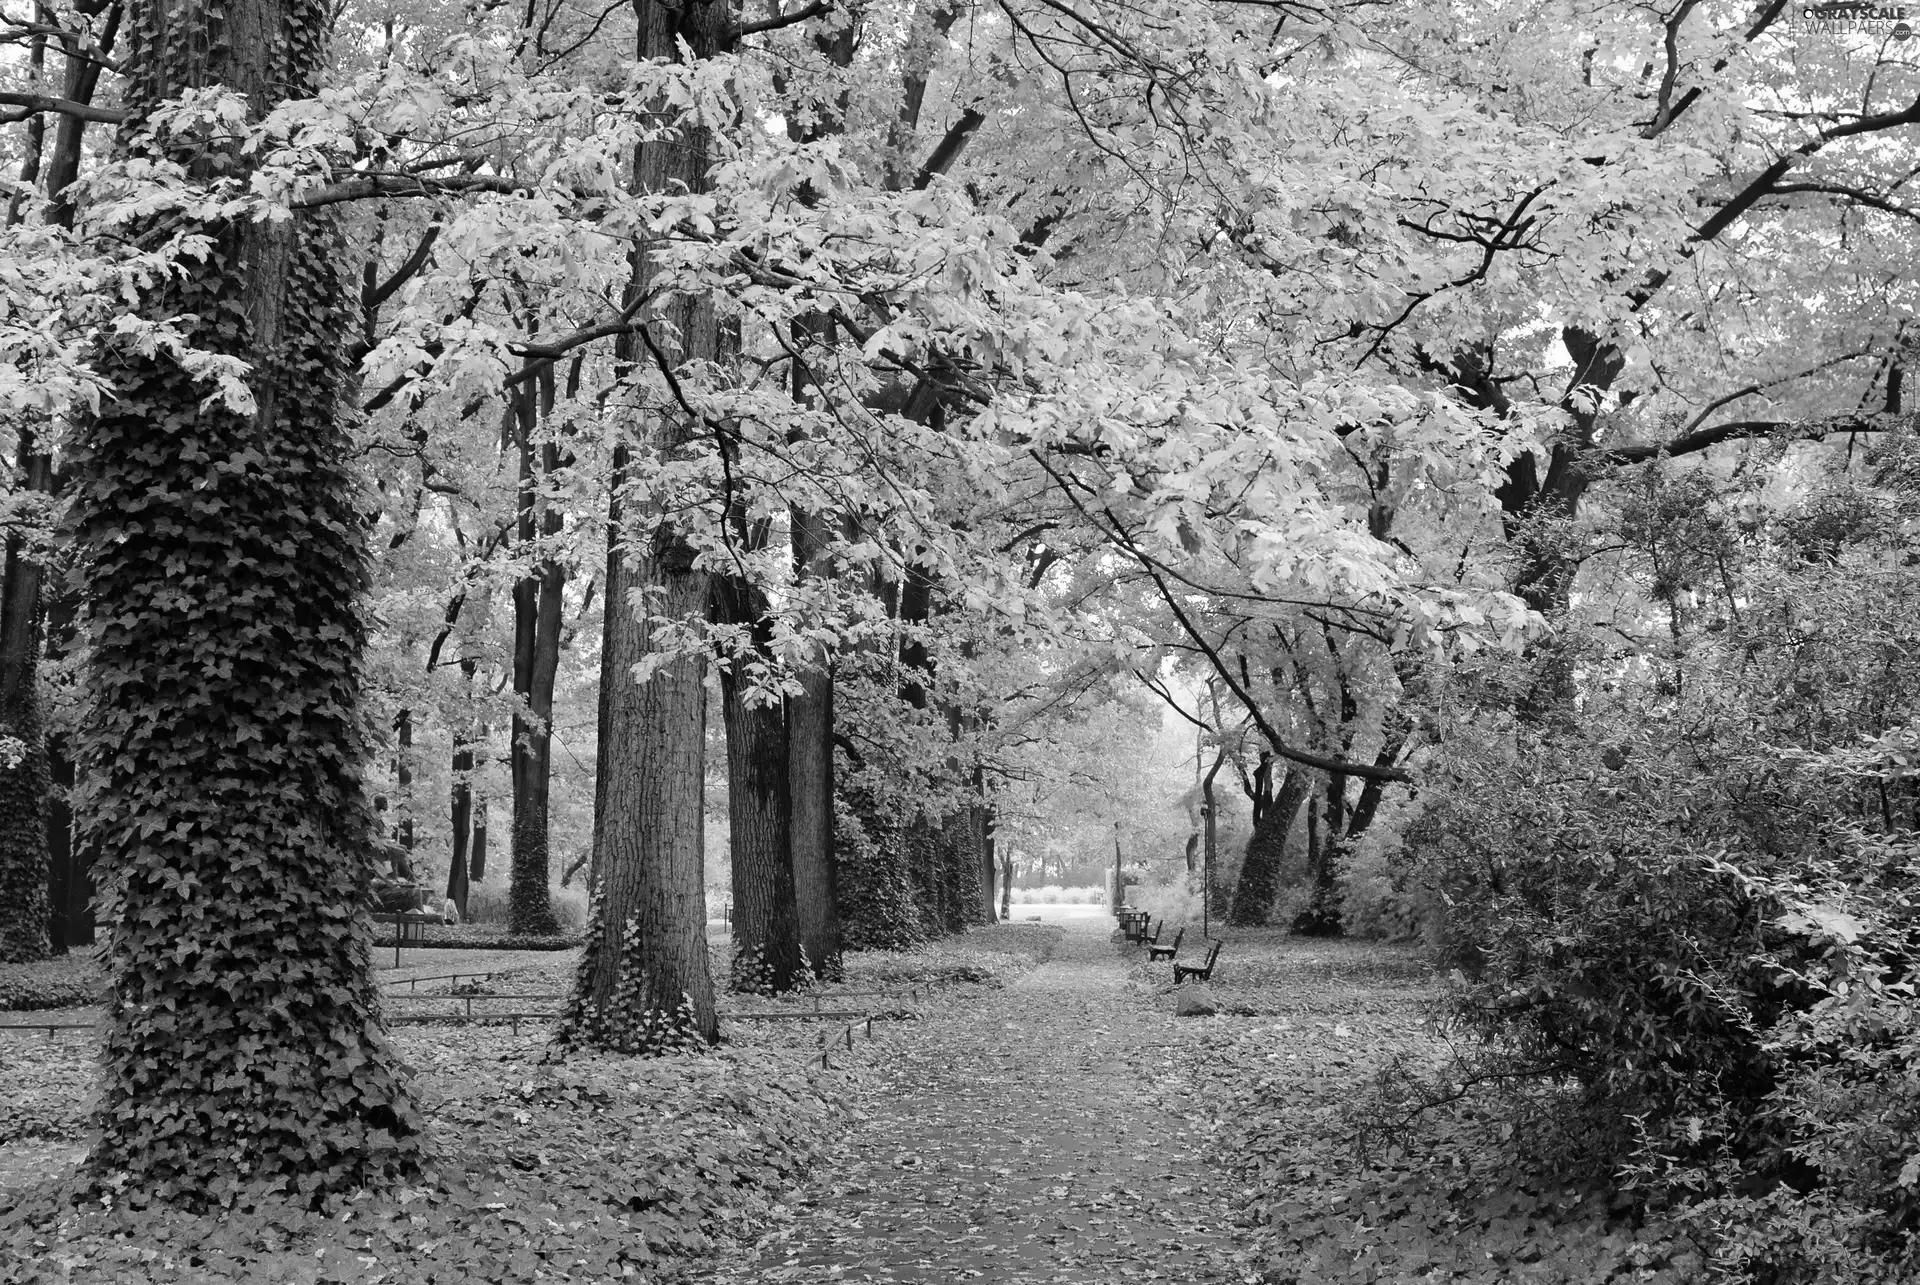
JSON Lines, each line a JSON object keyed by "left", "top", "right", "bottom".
{"left": 788, "top": 509, "right": 842, "bottom": 977}
{"left": 555, "top": 0, "right": 727, "bottom": 1052}
{"left": 1228, "top": 767, "right": 1310, "bottom": 927}
{"left": 71, "top": 0, "right": 420, "bottom": 1196}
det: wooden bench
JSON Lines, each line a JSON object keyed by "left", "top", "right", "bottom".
{"left": 1147, "top": 926, "right": 1183, "bottom": 963}
{"left": 1172, "top": 941, "right": 1221, "bottom": 985}
{"left": 1136, "top": 918, "right": 1165, "bottom": 949}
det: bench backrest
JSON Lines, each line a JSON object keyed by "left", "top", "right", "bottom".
{"left": 1202, "top": 941, "right": 1221, "bottom": 967}
{"left": 1166, "top": 926, "right": 1184, "bottom": 952}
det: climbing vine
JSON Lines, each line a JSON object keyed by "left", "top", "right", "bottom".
{"left": 67, "top": 0, "right": 422, "bottom": 1203}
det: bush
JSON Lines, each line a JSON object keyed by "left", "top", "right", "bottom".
{"left": 461, "top": 882, "right": 585, "bottom": 934}
{"left": 1008, "top": 884, "right": 1104, "bottom": 905}
{"left": 0, "top": 956, "right": 100, "bottom": 1011}
{"left": 1384, "top": 478, "right": 1920, "bottom": 1282}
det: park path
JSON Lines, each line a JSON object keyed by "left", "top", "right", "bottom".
{"left": 707, "top": 917, "right": 1243, "bottom": 1284}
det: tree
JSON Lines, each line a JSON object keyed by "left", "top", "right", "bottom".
{"left": 554, "top": 0, "right": 731, "bottom": 1052}
{"left": 69, "top": 0, "right": 421, "bottom": 1198}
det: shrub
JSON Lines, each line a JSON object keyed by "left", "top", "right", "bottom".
{"left": 0, "top": 955, "right": 100, "bottom": 1011}
{"left": 1008, "top": 884, "right": 1104, "bottom": 905}
{"left": 1385, "top": 491, "right": 1920, "bottom": 1282}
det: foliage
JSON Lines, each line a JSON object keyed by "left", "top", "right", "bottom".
{"left": 464, "top": 882, "right": 588, "bottom": 934}
{"left": 0, "top": 684, "right": 51, "bottom": 963}
{"left": 1006, "top": 884, "right": 1105, "bottom": 905}
{"left": 0, "top": 956, "right": 98, "bottom": 1012}
{"left": 395, "top": 925, "right": 581, "bottom": 951}
{"left": 1390, "top": 475, "right": 1920, "bottom": 1279}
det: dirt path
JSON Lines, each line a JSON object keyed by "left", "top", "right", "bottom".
{"left": 709, "top": 918, "right": 1242, "bottom": 1284}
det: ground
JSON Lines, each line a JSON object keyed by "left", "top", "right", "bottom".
{"left": 1, "top": 907, "right": 1704, "bottom": 1283}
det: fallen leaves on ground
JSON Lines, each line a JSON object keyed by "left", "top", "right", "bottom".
{"left": 1160, "top": 926, "right": 1707, "bottom": 1284}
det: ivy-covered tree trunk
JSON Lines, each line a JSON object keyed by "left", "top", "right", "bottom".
{"left": 1228, "top": 767, "right": 1310, "bottom": 928}
{"left": 70, "top": 0, "right": 422, "bottom": 1200}
{"left": 554, "top": 0, "right": 725, "bottom": 1052}
{"left": 508, "top": 379, "right": 563, "bottom": 936}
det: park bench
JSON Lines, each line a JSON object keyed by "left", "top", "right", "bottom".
{"left": 1137, "top": 918, "right": 1165, "bottom": 948}
{"left": 1116, "top": 907, "right": 1148, "bottom": 939}
{"left": 1147, "top": 925, "right": 1183, "bottom": 963}
{"left": 1172, "top": 940, "right": 1222, "bottom": 985}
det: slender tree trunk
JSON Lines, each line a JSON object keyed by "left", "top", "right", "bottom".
{"left": 555, "top": 0, "right": 727, "bottom": 1052}
{"left": 509, "top": 379, "right": 564, "bottom": 936}
{"left": 999, "top": 846, "right": 1013, "bottom": 920}
{"left": 447, "top": 736, "right": 473, "bottom": 921}
{"left": 72, "top": 0, "right": 421, "bottom": 1194}
{"left": 393, "top": 707, "right": 415, "bottom": 875}
{"left": 787, "top": 509, "right": 842, "bottom": 977}
{"left": 980, "top": 801, "right": 997, "bottom": 924}
{"left": 470, "top": 793, "right": 488, "bottom": 884}
{"left": 715, "top": 578, "right": 804, "bottom": 993}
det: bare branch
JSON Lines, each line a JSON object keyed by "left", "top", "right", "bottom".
{"left": 0, "top": 91, "right": 125, "bottom": 124}
{"left": 733, "top": 0, "right": 831, "bottom": 39}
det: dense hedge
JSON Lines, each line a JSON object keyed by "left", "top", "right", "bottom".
{"left": 0, "top": 958, "right": 99, "bottom": 1011}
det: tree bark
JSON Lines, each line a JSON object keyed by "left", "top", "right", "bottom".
{"left": 787, "top": 509, "right": 842, "bottom": 977}
{"left": 393, "top": 707, "right": 415, "bottom": 873}
{"left": 470, "top": 793, "right": 488, "bottom": 884}
{"left": 554, "top": 0, "right": 728, "bottom": 1053}
{"left": 1228, "top": 767, "right": 1310, "bottom": 927}
{"left": 447, "top": 734, "right": 473, "bottom": 922}
{"left": 72, "top": 0, "right": 421, "bottom": 1195}
{"left": 715, "top": 573, "right": 804, "bottom": 994}
{"left": 508, "top": 377, "right": 564, "bottom": 936}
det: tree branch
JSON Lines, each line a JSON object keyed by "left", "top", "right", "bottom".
{"left": 733, "top": 0, "right": 831, "bottom": 39}
{"left": 1599, "top": 412, "right": 1910, "bottom": 464}
{"left": 293, "top": 172, "right": 523, "bottom": 209}
{"left": 0, "top": 90, "right": 125, "bottom": 124}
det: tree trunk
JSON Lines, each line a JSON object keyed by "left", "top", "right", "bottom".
{"left": 508, "top": 379, "right": 564, "bottom": 936}
{"left": 447, "top": 732, "right": 473, "bottom": 922}
{"left": 980, "top": 802, "right": 997, "bottom": 924}
{"left": 554, "top": 0, "right": 727, "bottom": 1053}
{"left": 999, "top": 846, "right": 1013, "bottom": 920}
{"left": 393, "top": 707, "right": 415, "bottom": 875}
{"left": 715, "top": 578, "right": 804, "bottom": 994}
{"left": 0, "top": 425, "right": 53, "bottom": 961}
{"left": 71, "top": 0, "right": 421, "bottom": 1196}
{"left": 470, "top": 793, "right": 488, "bottom": 884}
{"left": 1228, "top": 767, "right": 1310, "bottom": 927}
{"left": 788, "top": 509, "right": 842, "bottom": 978}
